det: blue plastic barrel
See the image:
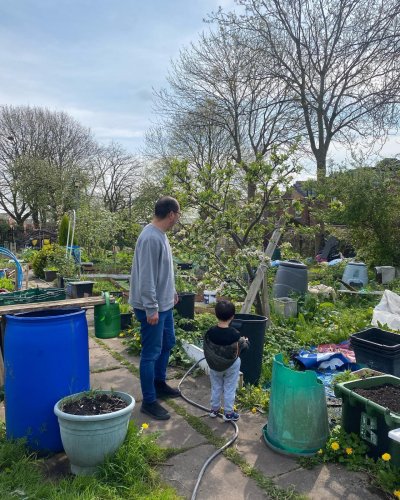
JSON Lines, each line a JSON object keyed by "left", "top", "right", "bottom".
{"left": 4, "top": 308, "right": 90, "bottom": 453}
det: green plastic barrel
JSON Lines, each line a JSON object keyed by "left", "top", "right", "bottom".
{"left": 94, "top": 292, "right": 120, "bottom": 339}
{"left": 263, "top": 353, "right": 329, "bottom": 456}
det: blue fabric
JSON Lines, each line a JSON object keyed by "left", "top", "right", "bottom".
{"left": 134, "top": 308, "right": 176, "bottom": 403}
{"left": 295, "top": 350, "right": 354, "bottom": 371}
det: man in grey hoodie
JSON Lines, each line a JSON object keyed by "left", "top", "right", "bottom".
{"left": 129, "top": 196, "right": 181, "bottom": 420}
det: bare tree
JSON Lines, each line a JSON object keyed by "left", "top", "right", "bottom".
{"left": 155, "top": 25, "right": 301, "bottom": 199}
{"left": 216, "top": 0, "right": 400, "bottom": 179}
{"left": 90, "top": 142, "right": 141, "bottom": 212}
{"left": 0, "top": 105, "right": 96, "bottom": 225}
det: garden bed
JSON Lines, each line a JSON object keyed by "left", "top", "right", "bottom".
{"left": 353, "top": 384, "right": 400, "bottom": 414}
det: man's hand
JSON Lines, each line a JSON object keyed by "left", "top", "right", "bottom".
{"left": 147, "top": 311, "right": 159, "bottom": 325}
{"left": 174, "top": 293, "right": 179, "bottom": 305}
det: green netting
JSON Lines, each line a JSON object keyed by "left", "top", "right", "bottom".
{"left": 0, "top": 287, "right": 66, "bottom": 306}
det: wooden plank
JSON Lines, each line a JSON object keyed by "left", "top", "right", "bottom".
{"left": 337, "top": 290, "right": 383, "bottom": 296}
{"left": 240, "top": 221, "right": 283, "bottom": 314}
{"left": 0, "top": 296, "right": 114, "bottom": 316}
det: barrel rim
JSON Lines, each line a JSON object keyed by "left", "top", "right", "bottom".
{"left": 5, "top": 308, "right": 85, "bottom": 321}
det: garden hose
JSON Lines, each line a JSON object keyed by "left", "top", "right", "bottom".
{"left": 178, "top": 358, "right": 239, "bottom": 500}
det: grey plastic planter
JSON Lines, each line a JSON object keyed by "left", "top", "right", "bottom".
{"left": 54, "top": 390, "right": 135, "bottom": 475}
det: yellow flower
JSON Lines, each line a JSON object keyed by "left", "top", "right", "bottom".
{"left": 141, "top": 423, "right": 149, "bottom": 430}
{"left": 119, "top": 333, "right": 125, "bottom": 338}
{"left": 393, "top": 490, "right": 400, "bottom": 499}
{"left": 317, "top": 449, "right": 324, "bottom": 455}
{"left": 251, "top": 407, "right": 257, "bottom": 414}
{"left": 233, "top": 405, "right": 237, "bottom": 411}
{"left": 381, "top": 453, "right": 391, "bottom": 461}
{"left": 345, "top": 447, "right": 353, "bottom": 455}
{"left": 330, "top": 442, "right": 340, "bottom": 451}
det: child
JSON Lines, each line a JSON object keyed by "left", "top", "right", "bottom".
{"left": 203, "top": 300, "right": 249, "bottom": 422}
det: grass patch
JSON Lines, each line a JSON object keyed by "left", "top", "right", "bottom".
{"left": 0, "top": 422, "right": 181, "bottom": 499}
{"left": 92, "top": 336, "right": 140, "bottom": 377}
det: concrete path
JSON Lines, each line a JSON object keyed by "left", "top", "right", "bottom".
{"left": 0, "top": 309, "right": 386, "bottom": 499}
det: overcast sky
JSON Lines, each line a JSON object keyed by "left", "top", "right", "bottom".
{"left": 0, "top": 0, "right": 398, "bottom": 169}
{"left": 0, "top": 0, "right": 235, "bottom": 153}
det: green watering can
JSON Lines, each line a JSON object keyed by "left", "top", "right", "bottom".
{"left": 94, "top": 292, "right": 121, "bottom": 339}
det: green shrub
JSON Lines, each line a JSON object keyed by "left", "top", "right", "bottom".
{"left": 0, "top": 277, "right": 14, "bottom": 291}
{"left": 31, "top": 245, "right": 58, "bottom": 279}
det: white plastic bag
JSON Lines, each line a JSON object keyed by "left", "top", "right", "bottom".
{"left": 372, "top": 290, "right": 400, "bottom": 331}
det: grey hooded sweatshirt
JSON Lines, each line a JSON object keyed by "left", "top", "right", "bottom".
{"left": 129, "top": 223, "right": 175, "bottom": 317}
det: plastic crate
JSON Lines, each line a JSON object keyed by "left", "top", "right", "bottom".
{"left": 0, "top": 288, "right": 66, "bottom": 306}
{"left": 334, "top": 375, "right": 400, "bottom": 466}
{"left": 351, "top": 327, "right": 400, "bottom": 350}
{"left": 350, "top": 327, "right": 400, "bottom": 376}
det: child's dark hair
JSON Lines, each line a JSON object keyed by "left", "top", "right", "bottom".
{"left": 215, "top": 300, "right": 235, "bottom": 321}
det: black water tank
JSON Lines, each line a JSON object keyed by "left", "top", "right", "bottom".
{"left": 273, "top": 260, "right": 308, "bottom": 298}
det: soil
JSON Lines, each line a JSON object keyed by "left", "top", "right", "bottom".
{"left": 61, "top": 393, "right": 128, "bottom": 416}
{"left": 354, "top": 384, "right": 400, "bottom": 414}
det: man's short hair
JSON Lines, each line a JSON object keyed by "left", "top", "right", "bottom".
{"left": 215, "top": 300, "right": 235, "bottom": 321}
{"left": 154, "top": 196, "right": 179, "bottom": 219}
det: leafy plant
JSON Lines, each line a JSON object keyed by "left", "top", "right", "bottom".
{"left": 0, "top": 277, "right": 14, "bottom": 291}
{"left": 235, "top": 385, "right": 270, "bottom": 412}
{"left": 31, "top": 244, "right": 58, "bottom": 278}
{"left": 93, "top": 279, "right": 119, "bottom": 295}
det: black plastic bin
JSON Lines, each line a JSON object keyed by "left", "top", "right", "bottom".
{"left": 174, "top": 292, "right": 195, "bottom": 320}
{"left": 350, "top": 327, "right": 400, "bottom": 376}
{"left": 67, "top": 281, "right": 94, "bottom": 299}
{"left": 231, "top": 313, "right": 268, "bottom": 385}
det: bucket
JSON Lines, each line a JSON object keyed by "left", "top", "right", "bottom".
{"left": 94, "top": 292, "right": 121, "bottom": 339}
{"left": 263, "top": 353, "right": 329, "bottom": 456}
{"left": 273, "top": 260, "right": 308, "bottom": 298}
{"left": 375, "top": 266, "right": 396, "bottom": 285}
{"left": 4, "top": 308, "right": 90, "bottom": 452}
{"left": 342, "top": 262, "right": 368, "bottom": 287}
{"left": 174, "top": 292, "right": 195, "bottom": 319}
{"left": 273, "top": 297, "right": 298, "bottom": 318}
{"left": 203, "top": 290, "right": 217, "bottom": 304}
{"left": 230, "top": 313, "right": 268, "bottom": 385}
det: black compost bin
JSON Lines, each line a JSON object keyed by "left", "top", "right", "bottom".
{"left": 231, "top": 313, "right": 268, "bottom": 385}
{"left": 174, "top": 292, "right": 196, "bottom": 320}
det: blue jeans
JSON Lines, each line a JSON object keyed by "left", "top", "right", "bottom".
{"left": 134, "top": 308, "right": 176, "bottom": 403}
{"left": 209, "top": 357, "right": 241, "bottom": 414}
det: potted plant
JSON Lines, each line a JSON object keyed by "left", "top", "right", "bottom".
{"left": 43, "top": 266, "right": 58, "bottom": 282}
{"left": 174, "top": 270, "right": 197, "bottom": 321}
{"left": 54, "top": 389, "right": 135, "bottom": 475}
{"left": 118, "top": 300, "right": 133, "bottom": 330}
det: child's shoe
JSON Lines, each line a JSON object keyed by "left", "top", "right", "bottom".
{"left": 223, "top": 411, "right": 240, "bottom": 422}
{"left": 209, "top": 408, "right": 220, "bottom": 418}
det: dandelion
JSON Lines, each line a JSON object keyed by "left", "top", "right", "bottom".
{"left": 393, "top": 490, "right": 400, "bottom": 499}
{"left": 141, "top": 423, "right": 149, "bottom": 430}
{"left": 251, "top": 407, "right": 257, "bottom": 414}
{"left": 381, "top": 453, "right": 391, "bottom": 461}
{"left": 330, "top": 442, "right": 340, "bottom": 451}
{"left": 317, "top": 449, "right": 324, "bottom": 455}
{"left": 345, "top": 447, "right": 353, "bottom": 455}
{"left": 119, "top": 333, "right": 125, "bottom": 338}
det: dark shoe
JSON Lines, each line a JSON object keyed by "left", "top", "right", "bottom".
{"left": 223, "top": 411, "right": 240, "bottom": 422}
{"left": 140, "top": 401, "right": 170, "bottom": 420}
{"left": 155, "top": 380, "right": 181, "bottom": 398}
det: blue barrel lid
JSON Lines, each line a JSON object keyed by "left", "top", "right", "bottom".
{"left": 6, "top": 308, "right": 84, "bottom": 321}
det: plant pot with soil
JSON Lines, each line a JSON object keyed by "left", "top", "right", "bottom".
{"left": 54, "top": 390, "right": 135, "bottom": 475}
{"left": 44, "top": 268, "right": 58, "bottom": 282}
{"left": 118, "top": 301, "right": 133, "bottom": 330}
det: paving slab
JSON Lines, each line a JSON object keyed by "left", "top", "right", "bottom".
{"left": 158, "top": 444, "right": 266, "bottom": 500}
{"left": 130, "top": 403, "right": 208, "bottom": 450}
{"left": 234, "top": 413, "right": 300, "bottom": 477}
{"left": 275, "top": 463, "right": 385, "bottom": 499}
{"left": 89, "top": 345, "right": 122, "bottom": 371}
{"left": 90, "top": 367, "right": 142, "bottom": 400}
